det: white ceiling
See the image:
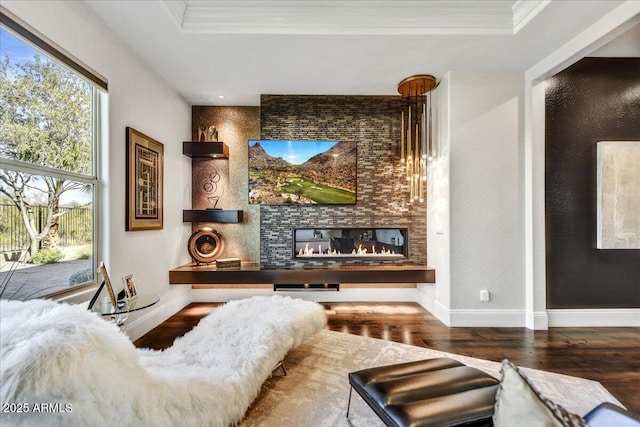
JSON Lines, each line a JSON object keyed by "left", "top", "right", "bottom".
{"left": 84, "top": 0, "right": 635, "bottom": 105}
{"left": 590, "top": 21, "right": 640, "bottom": 57}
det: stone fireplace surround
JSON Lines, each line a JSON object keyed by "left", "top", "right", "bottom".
{"left": 259, "top": 95, "right": 427, "bottom": 268}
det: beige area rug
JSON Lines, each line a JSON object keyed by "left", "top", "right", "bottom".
{"left": 240, "top": 329, "right": 620, "bottom": 427}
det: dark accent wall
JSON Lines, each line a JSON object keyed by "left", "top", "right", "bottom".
{"left": 545, "top": 58, "right": 640, "bottom": 309}
{"left": 260, "top": 95, "right": 426, "bottom": 268}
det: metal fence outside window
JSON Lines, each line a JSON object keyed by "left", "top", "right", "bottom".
{"left": 0, "top": 204, "right": 92, "bottom": 253}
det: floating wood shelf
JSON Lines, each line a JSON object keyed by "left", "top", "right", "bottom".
{"left": 183, "top": 141, "right": 229, "bottom": 158}
{"left": 169, "top": 263, "right": 435, "bottom": 285}
{"left": 183, "top": 209, "right": 244, "bottom": 223}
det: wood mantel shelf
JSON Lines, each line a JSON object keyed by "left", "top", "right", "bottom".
{"left": 169, "top": 263, "right": 435, "bottom": 285}
{"left": 183, "top": 141, "right": 229, "bottom": 158}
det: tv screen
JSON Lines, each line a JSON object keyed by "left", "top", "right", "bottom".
{"left": 249, "top": 140, "right": 356, "bottom": 205}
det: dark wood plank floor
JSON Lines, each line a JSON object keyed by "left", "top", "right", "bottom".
{"left": 134, "top": 301, "right": 640, "bottom": 413}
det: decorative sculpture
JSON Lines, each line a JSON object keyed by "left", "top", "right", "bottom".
{"left": 198, "top": 125, "right": 207, "bottom": 142}
{"left": 197, "top": 125, "right": 219, "bottom": 142}
{"left": 207, "top": 126, "right": 218, "bottom": 142}
{"left": 197, "top": 164, "right": 224, "bottom": 209}
{"left": 188, "top": 227, "right": 224, "bottom": 265}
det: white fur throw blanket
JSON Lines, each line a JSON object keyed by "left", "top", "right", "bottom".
{"left": 0, "top": 295, "right": 326, "bottom": 427}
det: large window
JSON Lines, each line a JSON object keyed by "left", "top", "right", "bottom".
{"left": 0, "top": 12, "right": 105, "bottom": 300}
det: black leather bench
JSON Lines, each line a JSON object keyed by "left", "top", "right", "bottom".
{"left": 347, "top": 357, "right": 500, "bottom": 427}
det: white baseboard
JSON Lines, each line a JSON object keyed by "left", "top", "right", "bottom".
{"left": 525, "top": 310, "right": 549, "bottom": 330}
{"left": 290, "top": 288, "right": 417, "bottom": 303}
{"left": 432, "top": 301, "right": 451, "bottom": 326}
{"left": 448, "top": 309, "right": 525, "bottom": 327}
{"left": 415, "top": 288, "right": 435, "bottom": 312}
{"left": 415, "top": 290, "right": 451, "bottom": 326}
{"left": 191, "top": 288, "right": 275, "bottom": 302}
{"left": 191, "top": 288, "right": 417, "bottom": 303}
{"left": 547, "top": 309, "right": 640, "bottom": 327}
{"left": 415, "top": 291, "right": 526, "bottom": 327}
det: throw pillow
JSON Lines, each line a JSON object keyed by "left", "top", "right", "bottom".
{"left": 493, "top": 359, "right": 588, "bottom": 427}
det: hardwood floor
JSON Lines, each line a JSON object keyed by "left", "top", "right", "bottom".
{"left": 134, "top": 301, "right": 640, "bottom": 413}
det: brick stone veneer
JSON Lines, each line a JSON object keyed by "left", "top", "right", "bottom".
{"left": 260, "top": 95, "right": 426, "bottom": 268}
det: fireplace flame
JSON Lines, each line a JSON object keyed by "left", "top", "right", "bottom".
{"left": 298, "top": 242, "right": 402, "bottom": 258}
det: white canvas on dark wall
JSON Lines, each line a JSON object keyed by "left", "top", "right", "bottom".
{"left": 597, "top": 141, "right": 640, "bottom": 249}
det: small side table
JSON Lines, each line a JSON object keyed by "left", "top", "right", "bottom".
{"left": 96, "top": 294, "right": 160, "bottom": 326}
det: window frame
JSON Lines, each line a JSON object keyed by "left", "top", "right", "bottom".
{"left": 0, "top": 8, "right": 106, "bottom": 300}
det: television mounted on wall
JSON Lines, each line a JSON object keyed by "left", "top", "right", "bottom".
{"left": 248, "top": 139, "right": 356, "bottom": 205}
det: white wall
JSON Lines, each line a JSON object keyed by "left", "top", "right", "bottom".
{"left": 422, "top": 71, "right": 525, "bottom": 327}
{"left": 419, "top": 73, "right": 452, "bottom": 324}
{"left": 450, "top": 71, "right": 524, "bottom": 311}
{"left": 3, "top": 0, "right": 193, "bottom": 340}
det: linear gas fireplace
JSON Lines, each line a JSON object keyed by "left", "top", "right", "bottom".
{"left": 293, "top": 227, "right": 408, "bottom": 260}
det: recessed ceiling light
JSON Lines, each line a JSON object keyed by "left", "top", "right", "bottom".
{"left": 218, "top": 95, "right": 225, "bottom": 99}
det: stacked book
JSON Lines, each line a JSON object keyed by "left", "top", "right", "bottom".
{"left": 216, "top": 258, "right": 241, "bottom": 269}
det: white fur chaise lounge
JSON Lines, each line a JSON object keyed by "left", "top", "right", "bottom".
{"left": 0, "top": 295, "right": 326, "bottom": 427}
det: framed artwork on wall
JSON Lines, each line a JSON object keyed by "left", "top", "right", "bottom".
{"left": 126, "top": 127, "right": 164, "bottom": 231}
{"left": 597, "top": 140, "right": 640, "bottom": 249}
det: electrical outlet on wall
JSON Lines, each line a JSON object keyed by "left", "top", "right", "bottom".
{"left": 480, "top": 289, "right": 490, "bottom": 302}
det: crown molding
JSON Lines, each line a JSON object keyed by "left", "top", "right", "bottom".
{"left": 162, "top": 0, "right": 187, "bottom": 29}
{"left": 161, "top": 0, "right": 548, "bottom": 35}
{"left": 512, "top": 0, "right": 551, "bottom": 34}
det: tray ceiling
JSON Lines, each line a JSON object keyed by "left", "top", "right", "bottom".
{"left": 85, "top": 0, "right": 632, "bottom": 105}
{"left": 163, "top": 0, "right": 550, "bottom": 35}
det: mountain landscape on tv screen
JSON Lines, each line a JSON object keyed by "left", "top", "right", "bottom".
{"left": 249, "top": 140, "right": 357, "bottom": 204}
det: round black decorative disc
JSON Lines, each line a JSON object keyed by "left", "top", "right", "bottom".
{"left": 187, "top": 228, "right": 224, "bottom": 265}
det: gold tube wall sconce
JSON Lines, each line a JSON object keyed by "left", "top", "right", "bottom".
{"left": 397, "top": 74, "right": 437, "bottom": 203}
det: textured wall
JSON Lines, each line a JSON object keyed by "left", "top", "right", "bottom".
{"left": 191, "top": 106, "right": 261, "bottom": 262}
{"left": 260, "top": 95, "right": 426, "bottom": 267}
{"left": 545, "top": 58, "right": 640, "bottom": 309}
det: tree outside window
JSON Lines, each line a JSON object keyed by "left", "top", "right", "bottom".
{"left": 0, "top": 25, "right": 100, "bottom": 300}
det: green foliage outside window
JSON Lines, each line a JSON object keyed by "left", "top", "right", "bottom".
{"left": 30, "top": 247, "right": 64, "bottom": 265}
{"left": 0, "top": 31, "right": 92, "bottom": 260}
